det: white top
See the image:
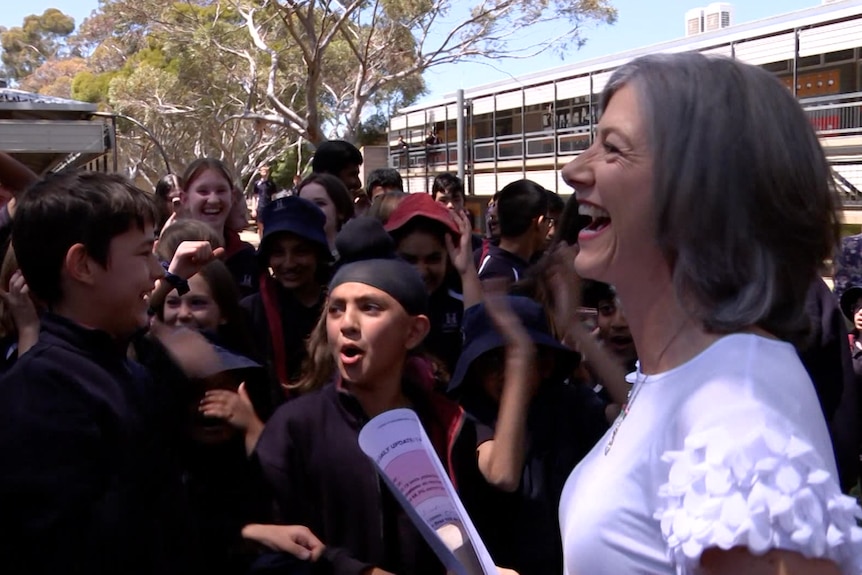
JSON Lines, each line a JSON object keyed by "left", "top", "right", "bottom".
{"left": 559, "top": 333, "right": 862, "bottom": 575}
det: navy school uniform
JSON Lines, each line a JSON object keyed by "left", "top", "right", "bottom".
{"left": 425, "top": 286, "right": 464, "bottom": 375}
{"left": 241, "top": 280, "right": 324, "bottom": 392}
{"left": 476, "top": 244, "right": 530, "bottom": 284}
{"left": 225, "top": 229, "right": 260, "bottom": 297}
{"left": 455, "top": 381, "right": 608, "bottom": 575}
{"left": 0, "top": 313, "right": 191, "bottom": 574}
{"left": 253, "top": 372, "right": 494, "bottom": 575}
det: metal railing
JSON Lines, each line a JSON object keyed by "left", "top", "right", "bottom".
{"left": 388, "top": 93, "right": 862, "bottom": 201}
{"left": 802, "top": 92, "right": 862, "bottom": 137}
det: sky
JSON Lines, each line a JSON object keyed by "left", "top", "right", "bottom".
{"left": 0, "top": 0, "right": 828, "bottom": 104}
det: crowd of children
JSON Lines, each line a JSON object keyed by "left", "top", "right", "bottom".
{"left": 1, "top": 73, "right": 862, "bottom": 573}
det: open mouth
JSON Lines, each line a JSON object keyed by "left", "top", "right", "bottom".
{"left": 579, "top": 203, "right": 611, "bottom": 233}
{"left": 340, "top": 344, "right": 364, "bottom": 365}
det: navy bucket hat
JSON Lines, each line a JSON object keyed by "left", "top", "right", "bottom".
{"left": 448, "top": 296, "right": 580, "bottom": 394}
{"left": 258, "top": 196, "right": 331, "bottom": 264}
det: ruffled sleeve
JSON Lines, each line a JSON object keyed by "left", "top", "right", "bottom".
{"left": 655, "top": 425, "right": 862, "bottom": 574}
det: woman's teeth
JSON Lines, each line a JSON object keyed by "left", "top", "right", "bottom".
{"left": 578, "top": 204, "right": 610, "bottom": 219}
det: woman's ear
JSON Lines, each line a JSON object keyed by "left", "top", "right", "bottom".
{"left": 405, "top": 314, "right": 431, "bottom": 350}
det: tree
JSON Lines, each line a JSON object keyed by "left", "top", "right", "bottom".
{"left": 1, "top": 9, "right": 76, "bottom": 80}
{"left": 228, "top": 0, "right": 617, "bottom": 144}
{"left": 19, "top": 57, "right": 89, "bottom": 99}
{"left": 68, "top": 1, "right": 298, "bottom": 186}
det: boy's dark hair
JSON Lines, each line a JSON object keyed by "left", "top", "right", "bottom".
{"left": 431, "top": 173, "right": 464, "bottom": 198}
{"left": 13, "top": 171, "right": 157, "bottom": 306}
{"left": 311, "top": 140, "right": 363, "bottom": 174}
{"left": 581, "top": 280, "right": 615, "bottom": 309}
{"left": 496, "top": 179, "right": 549, "bottom": 238}
{"left": 545, "top": 189, "right": 565, "bottom": 216}
{"left": 366, "top": 168, "right": 403, "bottom": 192}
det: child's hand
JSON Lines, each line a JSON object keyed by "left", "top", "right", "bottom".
{"left": 445, "top": 210, "right": 474, "bottom": 277}
{"left": 0, "top": 270, "right": 38, "bottom": 333}
{"left": 199, "top": 382, "right": 260, "bottom": 432}
{"left": 241, "top": 524, "right": 326, "bottom": 561}
{"left": 168, "top": 241, "right": 225, "bottom": 280}
{"left": 483, "top": 279, "right": 534, "bottom": 354}
{"left": 149, "top": 324, "right": 221, "bottom": 379}
{"left": 544, "top": 242, "right": 581, "bottom": 337}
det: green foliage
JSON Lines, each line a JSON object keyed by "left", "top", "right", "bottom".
{"left": 1, "top": 9, "right": 76, "bottom": 79}
{"left": 71, "top": 70, "right": 119, "bottom": 103}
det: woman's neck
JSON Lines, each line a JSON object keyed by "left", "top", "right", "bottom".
{"left": 616, "top": 274, "right": 719, "bottom": 375}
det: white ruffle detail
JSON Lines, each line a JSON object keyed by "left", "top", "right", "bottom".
{"left": 655, "top": 426, "right": 862, "bottom": 574}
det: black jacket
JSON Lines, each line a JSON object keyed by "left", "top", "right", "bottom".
{"left": 0, "top": 313, "right": 190, "bottom": 574}
{"left": 254, "top": 374, "right": 490, "bottom": 575}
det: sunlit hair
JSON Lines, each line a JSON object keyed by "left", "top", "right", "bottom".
{"left": 155, "top": 219, "right": 225, "bottom": 263}
{"left": 601, "top": 53, "right": 840, "bottom": 344}
{"left": 179, "top": 158, "right": 238, "bottom": 232}
{"left": 180, "top": 158, "right": 237, "bottom": 195}
{"left": 367, "top": 191, "right": 406, "bottom": 225}
{"left": 293, "top": 294, "right": 448, "bottom": 395}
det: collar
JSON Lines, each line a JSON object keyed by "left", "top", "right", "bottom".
{"left": 41, "top": 312, "right": 132, "bottom": 360}
{"left": 224, "top": 229, "right": 252, "bottom": 260}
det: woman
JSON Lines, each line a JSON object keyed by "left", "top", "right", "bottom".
{"left": 558, "top": 53, "right": 862, "bottom": 574}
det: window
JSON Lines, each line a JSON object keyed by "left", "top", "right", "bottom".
{"left": 824, "top": 48, "right": 855, "bottom": 64}
{"left": 762, "top": 60, "right": 790, "bottom": 73}
{"left": 798, "top": 54, "right": 822, "bottom": 69}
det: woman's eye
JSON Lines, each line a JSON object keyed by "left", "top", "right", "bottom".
{"left": 602, "top": 141, "right": 620, "bottom": 154}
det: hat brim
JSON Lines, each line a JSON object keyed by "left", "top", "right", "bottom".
{"left": 198, "top": 344, "right": 265, "bottom": 379}
{"left": 257, "top": 225, "right": 333, "bottom": 266}
{"left": 448, "top": 328, "right": 579, "bottom": 394}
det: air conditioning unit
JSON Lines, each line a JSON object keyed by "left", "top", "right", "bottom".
{"left": 703, "top": 3, "right": 733, "bottom": 32}
{"left": 685, "top": 7, "right": 704, "bottom": 36}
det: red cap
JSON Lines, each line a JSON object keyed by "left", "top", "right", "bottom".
{"left": 384, "top": 192, "right": 459, "bottom": 236}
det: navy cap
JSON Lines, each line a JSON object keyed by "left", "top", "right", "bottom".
{"left": 335, "top": 216, "right": 397, "bottom": 264}
{"left": 259, "top": 196, "right": 331, "bottom": 263}
{"left": 448, "top": 296, "right": 580, "bottom": 393}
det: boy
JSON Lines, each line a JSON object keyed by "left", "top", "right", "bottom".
{"left": 311, "top": 140, "right": 363, "bottom": 194}
{"left": 0, "top": 172, "right": 213, "bottom": 574}
{"left": 477, "top": 180, "right": 550, "bottom": 285}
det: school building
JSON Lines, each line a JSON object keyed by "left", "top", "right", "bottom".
{"left": 388, "top": 0, "right": 862, "bottom": 223}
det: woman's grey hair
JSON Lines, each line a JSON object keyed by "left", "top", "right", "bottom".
{"left": 601, "top": 52, "right": 840, "bottom": 345}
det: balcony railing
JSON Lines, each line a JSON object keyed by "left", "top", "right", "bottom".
{"left": 389, "top": 92, "right": 862, "bottom": 177}
{"left": 802, "top": 91, "right": 862, "bottom": 137}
